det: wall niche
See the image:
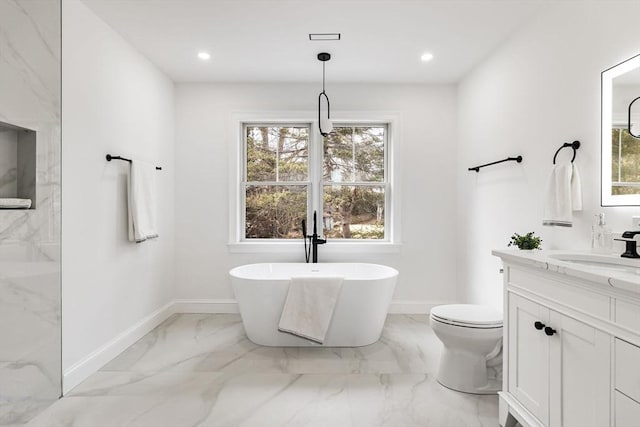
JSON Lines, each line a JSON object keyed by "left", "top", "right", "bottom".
{"left": 0, "top": 120, "right": 36, "bottom": 209}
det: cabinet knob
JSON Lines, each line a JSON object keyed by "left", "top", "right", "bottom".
{"left": 534, "top": 321, "right": 545, "bottom": 330}
{"left": 544, "top": 326, "right": 556, "bottom": 336}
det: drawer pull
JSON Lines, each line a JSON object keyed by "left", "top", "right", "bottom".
{"left": 534, "top": 321, "right": 545, "bottom": 330}
{"left": 544, "top": 326, "right": 557, "bottom": 336}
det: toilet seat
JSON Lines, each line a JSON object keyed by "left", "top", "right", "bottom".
{"left": 430, "top": 304, "right": 503, "bottom": 329}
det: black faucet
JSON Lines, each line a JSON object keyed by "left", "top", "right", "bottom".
{"left": 301, "top": 211, "right": 326, "bottom": 263}
{"left": 615, "top": 231, "right": 640, "bottom": 258}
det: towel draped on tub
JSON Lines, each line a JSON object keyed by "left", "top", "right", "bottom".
{"left": 278, "top": 276, "right": 344, "bottom": 344}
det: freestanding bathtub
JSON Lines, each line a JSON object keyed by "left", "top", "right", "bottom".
{"left": 229, "top": 263, "right": 398, "bottom": 347}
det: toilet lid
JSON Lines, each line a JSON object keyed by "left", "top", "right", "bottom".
{"left": 430, "top": 304, "right": 503, "bottom": 327}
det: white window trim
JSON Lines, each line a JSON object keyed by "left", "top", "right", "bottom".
{"left": 227, "top": 111, "right": 402, "bottom": 254}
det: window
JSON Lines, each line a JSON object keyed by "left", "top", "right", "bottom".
{"left": 244, "top": 125, "right": 309, "bottom": 239}
{"left": 240, "top": 122, "right": 391, "bottom": 242}
{"left": 323, "top": 126, "right": 386, "bottom": 239}
{"left": 611, "top": 125, "right": 640, "bottom": 195}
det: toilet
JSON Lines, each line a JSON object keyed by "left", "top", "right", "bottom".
{"left": 430, "top": 304, "right": 503, "bottom": 394}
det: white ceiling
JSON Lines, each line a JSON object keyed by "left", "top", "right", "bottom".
{"left": 82, "top": 0, "right": 546, "bottom": 84}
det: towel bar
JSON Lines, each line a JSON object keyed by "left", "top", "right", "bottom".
{"left": 106, "top": 154, "right": 162, "bottom": 170}
{"left": 468, "top": 156, "right": 522, "bottom": 172}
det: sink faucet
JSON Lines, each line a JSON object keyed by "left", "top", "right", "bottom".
{"left": 301, "top": 211, "right": 326, "bottom": 263}
{"left": 615, "top": 231, "right": 640, "bottom": 258}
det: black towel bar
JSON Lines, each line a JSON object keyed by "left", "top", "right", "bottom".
{"left": 552, "top": 141, "right": 580, "bottom": 164}
{"left": 468, "top": 156, "right": 523, "bottom": 172}
{"left": 106, "top": 154, "right": 162, "bottom": 170}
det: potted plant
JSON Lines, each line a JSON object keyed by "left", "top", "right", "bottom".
{"left": 508, "top": 232, "right": 542, "bottom": 250}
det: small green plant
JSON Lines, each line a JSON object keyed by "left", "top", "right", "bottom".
{"left": 508, "top": 232, "right": 542, "bottom": 250}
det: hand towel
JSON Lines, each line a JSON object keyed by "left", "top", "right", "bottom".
{"left": 128, "top": 159, "right": 159, "bottom": 242}
{"left": 543, "top": 161, "right": 582, "bottom": 227}
{"left": 278, "top": 276, "right": 344, "bottom": 344}
{"left": 0, "top": 198, "right": 31, "bottom": 209}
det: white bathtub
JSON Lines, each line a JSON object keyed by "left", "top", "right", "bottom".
{"left": 229, "top": 263, "right": 398, "bottom": 347}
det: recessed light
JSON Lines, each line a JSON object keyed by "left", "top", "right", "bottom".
{"left": 421, "top": 52, "right": 434, "bottom": 62}
{"left": 197, "top": 51, "right": 211, "bottom": 61}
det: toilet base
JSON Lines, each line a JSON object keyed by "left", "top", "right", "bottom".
{"left": 437, "top": 348, "right": 501, "bottom": 395}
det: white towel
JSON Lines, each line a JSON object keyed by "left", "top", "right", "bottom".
{"left": 543, "top": 161, "right": 582, "bottom": 227}
{"left": 278, "top": 276, "right": 344, "bottom": 344}
{"left": 0, "top": 198, "right": 31, "bottom": 209}
{"left": 128, "top": 160, "right": 159, "bottom": 243}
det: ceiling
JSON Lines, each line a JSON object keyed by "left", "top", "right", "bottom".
{"left": 82, "top": 0, "right": 547, "bottom": 84}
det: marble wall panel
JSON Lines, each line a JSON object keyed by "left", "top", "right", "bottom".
{"left": 0, "top": 0, "right": 61, "bottom": 425}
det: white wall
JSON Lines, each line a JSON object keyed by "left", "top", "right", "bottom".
{"left": 62, "top": 0, "right": 175, "bottom": 389}
{"left": 457, "top": 1, "right": 640, "bottom": 310}
{"left": 613, "top": 85, "right": 640, "bottom": 124}
{"left": 175, "top": 83, "right": 458, "bottom": 310}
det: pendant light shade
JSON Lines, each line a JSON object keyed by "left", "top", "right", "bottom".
{"left": 317, "top": 52, "right": 332, "bottom": 137}
{"left": 320, "top": 116, "right": 333, "bottom": 134}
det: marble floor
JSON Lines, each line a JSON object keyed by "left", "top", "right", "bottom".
{"left": 27, "top": 314, "right": 498, "bottom": 427}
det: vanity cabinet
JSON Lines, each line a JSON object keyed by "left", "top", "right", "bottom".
{"left": 615, "top": 339, "right": 640, "bottom": 426}
{"left": 508, "top": 294, "right": 550, "bottom": 422}
{"left": 547, "top": 310, "right": 610, "bottom": 427}
{"left": 495, "top": 250, "right": 640, "bottom": 427}
{"left": 508, "top": 294, "right": 610, "bottom": 427}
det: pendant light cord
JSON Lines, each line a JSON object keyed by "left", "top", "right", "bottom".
{"left": 322, "top": 61, "right": 326, "bottom": 93}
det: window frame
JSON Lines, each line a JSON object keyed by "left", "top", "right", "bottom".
{"left": 228, "top": 111, "right": 401, "bottom": 254}
{"left": 241, "top": 122, "right": 312, "bottom": 240}
{"left": 321, "top": 123, "right": 389, "bottom": 241}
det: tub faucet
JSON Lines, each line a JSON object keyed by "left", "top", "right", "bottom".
{"left": 302, "top": 211, "right": 326, "bottom": 263}
{"left": 615, "top": 231, "right": 640, "bottom": 258}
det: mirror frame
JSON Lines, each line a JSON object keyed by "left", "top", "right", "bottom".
{"left": 601, "top": 53, "right": 640, "bottom": 206}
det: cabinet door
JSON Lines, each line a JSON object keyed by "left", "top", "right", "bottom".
{"left": 615, "top": 391, "right": 640, "bottom": 427}
{"left": 548, "top": 311, "right": 611, "bottom": 427}
{"left": 508, "top": 293, "right": 550, "bottom": 424}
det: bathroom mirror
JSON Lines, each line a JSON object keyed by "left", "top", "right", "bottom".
{"left": 601, "top": 53, "right": 640, "bottom": 206}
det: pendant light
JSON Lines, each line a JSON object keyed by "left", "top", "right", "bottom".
{"left": 317, "top": 52, "right": 333, "bottom": 137}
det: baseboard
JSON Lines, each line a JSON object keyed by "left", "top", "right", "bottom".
{"left": 62, "top": 301, "right": 174, "bottom": 394}
{"left": 388, "top": 300, "right": 453, "bottom": 314}
{"left": 172, "top": 298, "right": 239, "bottom": 313}
{"left": 172, "top": 299, "right": 447, "bottom": 315}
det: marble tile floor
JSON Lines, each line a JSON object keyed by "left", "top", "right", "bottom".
{"left": 27, "top": 314, "right": 498, "bottom": 427}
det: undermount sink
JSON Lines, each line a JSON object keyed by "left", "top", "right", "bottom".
{"left": 548, "top": 253, "right": 640, "bottom": 275}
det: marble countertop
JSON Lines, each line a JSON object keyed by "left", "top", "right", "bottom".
{"left": 492, "top": 249, "right": 640, "bottom": 295}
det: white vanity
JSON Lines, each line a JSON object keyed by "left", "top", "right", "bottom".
{"left": 494, "top": 249, "right": 640, "bottom": 427}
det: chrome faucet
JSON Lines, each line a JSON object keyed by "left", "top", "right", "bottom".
{"left": 302, "top": 211, "right": 326, "bottom": 263}
{"left": 615, "top": 231, "right": 640, "bottom": 258}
